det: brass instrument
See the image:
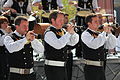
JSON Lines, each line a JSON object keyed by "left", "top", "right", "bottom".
{"left": 76, "top": 9, "right": 92, "bottom": 17}
{"left": 97, "top": 22, "right": 120, "bottom": 37}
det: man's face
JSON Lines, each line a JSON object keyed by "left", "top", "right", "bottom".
{"left": 64, "top": 15, "right": 69, "bottom": 24}
{"left": 53, "top": 14, "right": 65, "bottom": 29}
{"left": 16, "top": 20, "right": 29, "bottom": 35}
{"left": 89, "top": 17, "right": 100, "bottom": 31}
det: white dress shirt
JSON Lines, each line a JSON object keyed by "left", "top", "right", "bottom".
{"left": 4, "top": 30, "right": 44, "bottom": 53}
{"left": 81, "top": 29, "right": 116, "bottom": 49}
{"left": 0, "top": 0, "right": 6, "bottom": 12}
{"left": 44, "top": 27, "right": 79, "bottom": 49}
{"left": 3, "top": 0, "right": 32, "bottom": 13}
{"left": 32, "top": 0, "right": 64, "bottom": 8}
{"left": 68, "top": 0, "right": 98, "bottom": 9}
{"left": 0, "top": 0, "right": 7, "bottom": 6}
{"left": 116, "top": 34, "right": 120, "bottom": 51}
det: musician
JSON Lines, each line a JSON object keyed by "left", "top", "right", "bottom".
{"left": 32, "top": 0, "right": 64, "bottom": 23}
{"left": 0, "top": 16, "right": 12, "bottom": 80}
{"left": 68, "top": 0, "right": 99, "bottom": 58}
{"left": 3, "top": 0, "right": 32, "bottom": 16}
{"left": 69, "top": 0, "right": 99, "bottom": 26}
{"left": 44, "top": 10, "right": 79, "bottom": 80}
{"left": 81, "top": 14, "right": 116, "bottom": 80}
{"left": 32, "top": 0, "right": 64, "bottom": 10}
{"left": 4, "top": 16, "right": 44, "bottom": 80}
{"left": 62, "top": 13, "right": 74, "bottom": 80}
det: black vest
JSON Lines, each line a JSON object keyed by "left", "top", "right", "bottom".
{"left": 7, "top": 33, "right": 34, "bottom": 68}
{"left": 11, "top": 0, "right": 28, "bottom": 14}
{"left": 82, "top": 29, "right": 106, "bottom": 61}
{"left": 44, "top": 27, "right": 68, "bottom": 61}
{"left": 0, "top": 30, "right": 5, "bottom": 53}
{"left": 41, "top": 0, "right": 57, "bottom": 10}
{"left": 78, "top": 0, "right": 93, "bottom": 9}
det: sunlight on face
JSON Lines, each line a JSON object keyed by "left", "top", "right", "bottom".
{"left": 17, "top": 20, "right": 29, "bottom": 35}
{"left": 54, "top": 14, "right": 65, "bottom": 29}
{"left": 89, "top": 17, "right": 100, "bottom": 31}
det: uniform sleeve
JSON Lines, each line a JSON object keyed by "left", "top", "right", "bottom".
{"left": 31, "top": 39, "right": 44, "bottom": 53}
{"left": 57, "top": 0, "right": 64, "bottom": 7}
{"left": 4, "top": 36, "right": 27, "bottom": 53}
{"left": 115, "top": 35, "right": 120, "bottom": 51}
{"left": 32, "top": 0, "right": 41, "bottom": 5}
{"left": 0, "top": 34, "right": 6, "bottom": 46}
{"left": 81, "top": 31, "right": 107, "bottom": 49}
{"left": 67, "top": 33, "right": 79, "bottom": 46}
{"left": 3, "top": 0, "right": 13, "bottom": 7}
{"left": 44, "top": 31, "right": 71, "bottom": 49}
{"left": 92, "top": 0, "right": 98, "bottom": 9}
{"left": 104, "top": 33, "right": 116, "bottom": 49}
{"left": 27, "top": 1, "right": 32, "bottom": 12}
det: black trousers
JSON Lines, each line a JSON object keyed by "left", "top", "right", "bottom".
{"left": 84, "top": 65, "right": 106, "bottom": 80}
{"left": 0, "top": 53, "right": 9, "bottom": 80}
{"left": 66, "top": 52, "right": 73, "bottom": 80}
{"left": 44, "top": 65, "right": 66, "bottom": 80}
{"left": 9, "top": 72, "right": 36, "bottom": 80}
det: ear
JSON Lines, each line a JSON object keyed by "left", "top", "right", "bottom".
{"left": 87, "top": 22, "right": 91, "bottom": 26}
{"left": 15, "top": 25, "right": 19, "bottom": 29}
{"left": 51, "top": 18, "right": 55, "bottom": 23}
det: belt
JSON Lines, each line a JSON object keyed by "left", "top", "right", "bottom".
{"left": 45, "top": 59, "right": 65, "bottom": 67}
{"left": 82, "top": 59, "right": 104, "bottom": 67}
{"left": 10, "top": 67, "right": 34, "bottom": 74}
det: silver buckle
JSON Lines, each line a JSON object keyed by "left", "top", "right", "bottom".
{"left": 23, "top": 69, "right": 30, "bottom": 74}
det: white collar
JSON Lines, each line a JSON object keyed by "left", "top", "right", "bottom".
{"left": 14, "top": 30, "right": 25, "bottom": 37}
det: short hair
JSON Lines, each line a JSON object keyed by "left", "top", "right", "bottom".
{"left": 0, "top": 16, "right": 9, "bottom": 28}
{"left": 49, "top": 10, "right": 65, "bottom": 24}
{"left": 65, "top": 13, "right": 69, "bottom": 16}
{"left": 85, "top": 14, "right": 97, "bottom": 24}
{"left": 14, "top": 16, "right": 28, "bottom": 26}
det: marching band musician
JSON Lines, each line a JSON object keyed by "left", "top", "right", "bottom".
{"left": 32, "top": 0, "right": 64, "bottom": 23}
{"left": 69, "top": 0, "right": 100, "bottom": 58}
{"left": 69, "top": 0, "right": 99, "bottom": 26}
{"left": 3, "top": 0, "right": 32, "bottom": 15}
{"left": 0, "top": 16, "right": 12, "bottom": 80}
{"left": 81, "top": 14, "right": 116, "bottom": 80}
{"left": 62, "top": 13, "right": 74, "bottom": 80}
{"left": 4, "top": 16, "right": 44, "bottom": 80}
{"left": 44, "top": 10, "right": 79, "bottom": 80}
{"left": 32, "top": 0, "right": 64, "bottom": 11}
